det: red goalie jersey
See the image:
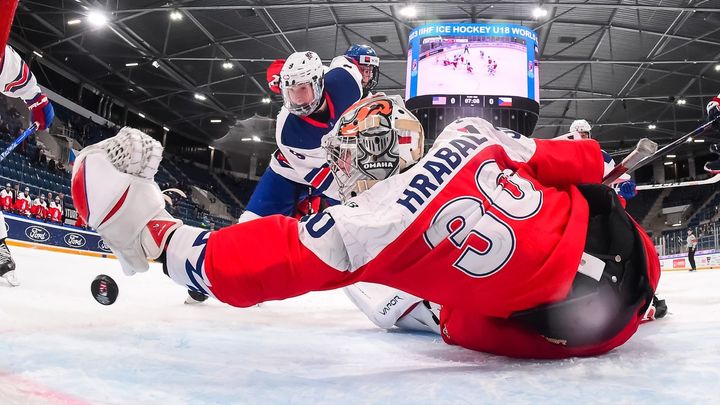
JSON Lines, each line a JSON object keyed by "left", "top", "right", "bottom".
{"left": 165, "top": 118, "right": 660, "bottom": 358}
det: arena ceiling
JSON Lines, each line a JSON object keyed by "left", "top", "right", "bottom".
{"left": 9, "top": 0, "right": 720, "bottom": 159}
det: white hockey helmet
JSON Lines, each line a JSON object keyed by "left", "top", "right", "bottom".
{"left": 569, "top": 119, "right": 592, "bottom": 136}
{"left": 280, "top": 51, "right": 325, "bottom": 116}
{"left": 324, "top": 95, "right": 425, "bottom": 201}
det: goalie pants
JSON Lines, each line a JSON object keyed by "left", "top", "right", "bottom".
{"left": 440, "top": 184, "right": 658, "bottom": 359}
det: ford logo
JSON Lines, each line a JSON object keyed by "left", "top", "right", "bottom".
{"left": 98, "top": 239, "right": 111, "bottom": 252}
{"left": 64, "top": 233, "right": 86, "bottom": 248}
{"left": 25, "top": 225, "right": 50, "bottom": 242}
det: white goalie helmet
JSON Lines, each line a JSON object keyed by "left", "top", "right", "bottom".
{"left": 569, "top": 119, "right": 592, "bottom": 137}
{"left": 280, "top": 51, "right": 325, "bottom": 116}
{"left": 324, "top": 95, "right": 425, "bottom": 201}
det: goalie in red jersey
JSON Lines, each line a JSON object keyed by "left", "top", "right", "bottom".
{"left": 71, "top": 95, "right": 660, "bottom": 359}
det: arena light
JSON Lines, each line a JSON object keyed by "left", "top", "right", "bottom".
{"left": 262, "top": 97, "right": 271, "bottom": 104}
{"left": 125, "top": 62, "right": 139, "bottom": 67}
{"left": 32, "top": 51, "right": 43, "bottom": 58}
{"left": 138, "top": 112, "right": 146, "bottom": 118}
{"left": 241, "top": 137, "right": 251, "bottom": 142}
{"left": 399, "top": 5, "right": 417, "bottom": 18}
{"left": 67, "top": 19, "right": 82, "bottom": 26}
{"left": 210, "top": 119, "right": 222, "bottom": 123}
{"left": 648, "top": 124, "right": 656, "bottom": 129}
{"left": 694, "top": 138, "right": 705, "bottom": 143}
{"left": 170, "top": 10, "right": 183, "bottom": 21}
{"left": 666, "top": 154, "right": 676, "bottom": 158}
{"left": 87, "top": 11, "right": 108, "bottom": 27}
{"left": 715, "top": 64, "right": 720, "bottom": 72}
{"left": 252, "top": 135, "right": 261, "bottom": 142}
{"left": 222, "top": 61, "right": 234, "bottom": 70}
{"left": 664, "top": 161, "right": 674, "bottom": 166}
{"left": 162, "top": 126, "right": 170, "bottom": 132}
{"left": 677, "top": 98, "right": 687, "bottom": 105}
{"left": 151, "top": 60, "right": 160, "bottom": 69}
{"left": 533, "top": 7, "right": 548, "bottom": 19}
{"left": 194, "top": 93, "right": 207, "bottom": 101}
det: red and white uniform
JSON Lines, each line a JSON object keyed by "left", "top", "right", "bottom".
{"left": 164, "top": 118, "right": 661, "bottom": 359}
{"left": 13, "top": 191, "right": 30, "bottom": 215}
{"left": 30, "top": 197, "right": 47, "bottom": 219}
{"left": 48, "top": 200, "right": 63, "bottom": 223}
{"left": 1, "top": 45, "right": 42, "bottom": 101}
{"left": 0, "top": 188, "right": 13, "bottom": 211}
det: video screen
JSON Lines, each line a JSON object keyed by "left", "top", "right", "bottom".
{"left": 406, "top": 23, "right": 539, "bottom": 102}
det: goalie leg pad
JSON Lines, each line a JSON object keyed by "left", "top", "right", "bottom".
{"left": 344, "top": 282, "right": 440, "bottom": 333}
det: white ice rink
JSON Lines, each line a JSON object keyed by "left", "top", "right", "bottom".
{"left": 416, "top": 47, "right": 530, "bottom": 97}
{"left": 1, "top": 244, "right": 719, "bottom": 404}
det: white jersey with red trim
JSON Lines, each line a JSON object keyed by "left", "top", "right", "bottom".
{"left": 1, "top": 45, "right": 42, "bottom": 102}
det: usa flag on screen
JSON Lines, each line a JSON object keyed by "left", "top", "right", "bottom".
{"left": 498, "top": 97, "right": 513, "bottom": 107}
{"left": 432, "top": 96, "right": 446, "bottom": 105}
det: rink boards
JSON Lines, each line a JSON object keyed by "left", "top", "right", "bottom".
{"left": 3, "top": 212, "right": 113, "bottom": 258}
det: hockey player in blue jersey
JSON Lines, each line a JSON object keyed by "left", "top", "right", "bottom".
{"left": 344, "top": 44, "right": 380, "bottom": 98}
{"left": 238, "top": 50, "right": 363, "bottom": 222}
{"left": 185, "top": 50, "right": 363, "bottom": 303}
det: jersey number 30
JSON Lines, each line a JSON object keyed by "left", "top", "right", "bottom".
{"left": 423, "top": 160, "right": 542, "bottom": 278}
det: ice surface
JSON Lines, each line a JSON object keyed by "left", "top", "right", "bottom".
{"left": 0, "top": 245, "right": 719, "bottom": 404}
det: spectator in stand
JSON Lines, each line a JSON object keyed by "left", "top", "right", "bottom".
{"left": 56, "top": 160, "right": 65, "bottom": 173}
{"left": 0, "top": 183, "right": 13, "bottom": 211}
{"left": 47, "top": 158, "right": 56, "bottom": 174}
{"left": 48, "top": 196, "right": 63, "bottom": 224}
{"left": 14, "top": 187, "right": 31, "bottom": 216}
{"left": 30, "top": 194, "right": 47, "bottom": 220}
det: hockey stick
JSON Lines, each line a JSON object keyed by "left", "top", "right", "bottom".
{"left": 0, "top": 123, "right": 38, "bottom": 163}
{"left": 603, "top": 137, "right": 658, "bottom": 185}
{"left": 602, "top": 117, "right": 720, "bottom": 185}
{"left": 636, "top": 174, "right": 720, "bottom": 190}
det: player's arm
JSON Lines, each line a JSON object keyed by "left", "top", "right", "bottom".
{"left": 448, "top": 118, "right": 605, "bottom": 187}
{"left": 327, "top": 55, "right": 363, "bottom": 95}
{"left": 0, "top": 45, "right": 54, "bottom": 130}
{"left": 526, "top": 139, "right": 604, "bottom": 186}
{"left": 243, "top": 165, "right": 307, "bottom": 218}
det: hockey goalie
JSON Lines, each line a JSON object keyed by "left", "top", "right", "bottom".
{"left": 71, "top": 94, "right": 661, "bottom": 359}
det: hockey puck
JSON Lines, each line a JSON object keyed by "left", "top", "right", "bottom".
{"left": 91, "top": 274, "right": 119, "bottom": 305}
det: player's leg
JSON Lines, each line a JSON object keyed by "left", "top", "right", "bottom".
{"left": 0, "top": 210, "right": 18, "bottom": 286}
{"left": 344, "top": 282, "right": 440, "bottom": 334}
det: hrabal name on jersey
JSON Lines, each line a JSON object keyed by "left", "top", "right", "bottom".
{"left": 397, "top": 134, "right": 487, "bottom": 214}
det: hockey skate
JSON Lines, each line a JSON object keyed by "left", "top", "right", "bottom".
{"left": 184, "top": 289, "right": 209, "bottom": 305}
{"left": 0, "top": 239, "right": 19, "bottom": 287}
{"left": 71, "top": 127, "right": 182, "bottom": 276}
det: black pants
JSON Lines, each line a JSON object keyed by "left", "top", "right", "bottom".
{"left": 510, "top": 184, "right": 654, "bottom": 347}
{"left": 688, "top": 247, "right": 697, "bottom": 270}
